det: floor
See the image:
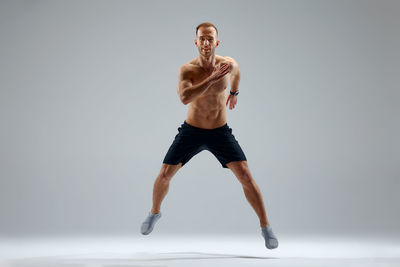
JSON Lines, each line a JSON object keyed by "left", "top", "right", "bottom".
{"left": 1, "top": 234, "right": 399, "bottom": 267}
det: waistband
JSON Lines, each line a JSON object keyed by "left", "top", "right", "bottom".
{"left": 183, "top": 120, "right": 228, "bottom": 131}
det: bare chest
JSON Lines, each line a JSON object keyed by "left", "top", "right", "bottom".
{"left": 190, "top": 71, "right": 228, "bottom": 111}
{"left": 192, "top": 70, "right": 229, "bottom": 96}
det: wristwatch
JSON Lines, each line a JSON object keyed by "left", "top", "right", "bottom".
{"left": 230, "top": 90, "right": 239, "bottom": 96}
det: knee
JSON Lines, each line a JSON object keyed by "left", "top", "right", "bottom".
{"left": 158, "top": 172, "right": 172, "bottom": 183}
{"left": 238, "top": 171, "right": 253, "bottom": 186}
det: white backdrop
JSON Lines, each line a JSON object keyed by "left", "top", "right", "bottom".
{"left": 0, "top": 0, "right": 399, "bottom": 238}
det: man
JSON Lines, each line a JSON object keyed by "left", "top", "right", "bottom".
{"left": 140, "top": 22, "right": 278, "bottom": 249}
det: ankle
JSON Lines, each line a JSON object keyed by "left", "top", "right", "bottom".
{"left": 151, "top": 209, "right": 160, "bottom": 214}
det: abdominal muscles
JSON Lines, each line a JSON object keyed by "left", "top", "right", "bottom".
{"left": 187, "top": 92, "right": 227, "bottom": 127}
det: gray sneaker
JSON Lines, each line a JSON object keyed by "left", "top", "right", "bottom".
{"left": 141, "top": 211, "right": 162, "bottom": 235}
{"left": 261, "top": 225, "right": 279, "bottom": 249}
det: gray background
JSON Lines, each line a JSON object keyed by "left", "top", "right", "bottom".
{"left": 0, "top": 0, "right": 399, "bottom": 238}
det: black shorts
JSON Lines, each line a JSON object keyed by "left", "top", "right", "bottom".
{"left": 163, "top": 120, "right": 247, "bottom": 168}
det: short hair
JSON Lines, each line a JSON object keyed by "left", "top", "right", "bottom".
{"left": 195, "top": 22, "right": 218, "bottom": 37}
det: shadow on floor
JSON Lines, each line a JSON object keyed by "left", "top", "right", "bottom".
{"left": 6, "top": 251, "right": 278, "bottom": 267}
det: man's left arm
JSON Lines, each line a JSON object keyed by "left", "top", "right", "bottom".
{"left": 224, "top": 56, "right": 240, "bottom": 110}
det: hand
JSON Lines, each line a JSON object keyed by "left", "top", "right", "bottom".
{"left": 226, "top": 93, "right": 237, "bottom": 110}
{"left": 208, "top": 62, "right": 231, "bottom": 84}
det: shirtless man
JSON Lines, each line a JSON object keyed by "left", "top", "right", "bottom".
{"left": 140, "top": 22, "right": 278, "bottom": 249}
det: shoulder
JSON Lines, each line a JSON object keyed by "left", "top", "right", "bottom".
{"left": 179, "top": 59, "right": 203, "bottom": 76}
{"left": 221, "top": 56, "right": 240, "bottom": 75}
{"left": 179, "top": 63, "right": 194, "bottom": 73}
{"left": 220, "top": 56, "right": 239, "bottom": 69}
{"left": 179, "top": 58, "right": 200, "bottom": 71}
{"left": 178, "top": 63, "right": 196, "bottom": 81}
{"left": 223, "top": 56, "right": 238, "bottom": 65}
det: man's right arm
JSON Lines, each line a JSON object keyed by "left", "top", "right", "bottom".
{"left": 177, "top": 65, "right": 213, "bottom": 105}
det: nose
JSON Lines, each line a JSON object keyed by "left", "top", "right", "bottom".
{"left": 204, "top": 39, "right": 210, "bottom": 46}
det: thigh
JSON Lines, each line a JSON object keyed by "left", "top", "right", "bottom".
{"left": 162, "top": 126, "right": 205, "bottom": 167}
{"left": 206, "top": 126, "right": 247, "bottom": 168}
{"left": 207, "top": 140, "right": 247, "bottom": 168}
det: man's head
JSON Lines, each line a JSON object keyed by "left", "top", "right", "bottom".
{"left": 194, "top": 22, "right": 219, "bottom": 57}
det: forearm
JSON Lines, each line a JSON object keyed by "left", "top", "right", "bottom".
{"left": 230, "top": 72, "right": 240, "bottom": 92}
{"left": 180, "top": 77, "right": 213, "bottom": 105}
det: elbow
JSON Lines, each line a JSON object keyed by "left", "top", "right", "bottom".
{"left": 178, "top": 92, "right": 189, "bottom": 105}
{"left": 181, "top": 96, "right": 190, "bottom": 105}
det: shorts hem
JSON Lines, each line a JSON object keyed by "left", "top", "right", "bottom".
{"left": 162, "top": 161, "right": 186, "bottom": 167}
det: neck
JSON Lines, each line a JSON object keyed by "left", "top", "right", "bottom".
{"left": 197, "top": 54, "right": 216, "bottom": 72}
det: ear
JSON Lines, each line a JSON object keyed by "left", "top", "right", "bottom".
{"left": 194, "top": 39, "right": 198, "bottom": 46}
{"left": 216, "top": 40, "right": 220, "bottom": 47}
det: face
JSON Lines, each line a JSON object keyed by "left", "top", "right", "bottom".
{"left": 194, "top": 26, "right": 219, "bottom": 57}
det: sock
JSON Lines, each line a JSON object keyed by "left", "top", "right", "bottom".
{"left": 261, "top": 225, "right": 279, "bottom": 249}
